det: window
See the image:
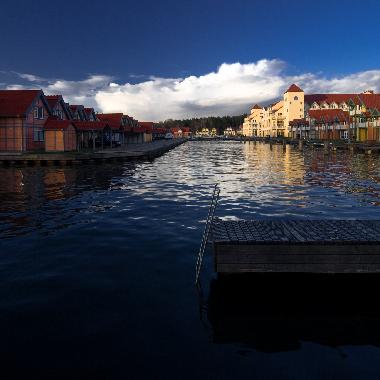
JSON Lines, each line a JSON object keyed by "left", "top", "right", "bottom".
{"left": 33, "top": 128, "right": 44, "bottom": 142}
{"left": 34, "top": 106, "right": 44, "bottom": 119}
{"left": 294, "top": 96, "right": 298, "bottom": 101}
{"left": 54, "top": 110, "right": 63, "bottom": 119}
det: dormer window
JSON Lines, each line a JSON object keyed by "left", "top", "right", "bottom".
{"left": 34, "top": 106, "right": 44, "bottom": 119}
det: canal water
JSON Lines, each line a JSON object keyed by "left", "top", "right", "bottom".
{"left": 1, "top": 141, "right": 380, "bottom": 379}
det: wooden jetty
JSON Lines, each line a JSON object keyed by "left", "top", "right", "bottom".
{"left": 211, "top": 219, "right": 380, "bottom": 274}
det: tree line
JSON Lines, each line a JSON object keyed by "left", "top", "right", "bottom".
{"left": 157, "top": 115, "right": 246, "bottom": 135}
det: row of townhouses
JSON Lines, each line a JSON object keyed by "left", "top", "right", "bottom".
{"left": 0, "top": 89, "right": 163, "bottom": 153}
{"left": 242, "top": 84, "right": 380, "bottom": 141}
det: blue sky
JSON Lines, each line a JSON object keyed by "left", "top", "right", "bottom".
{"left": 1, "top": 0, "right": 380, "bottom": 120}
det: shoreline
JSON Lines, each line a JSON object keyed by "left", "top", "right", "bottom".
{"left": 192, "top": 136, "right": 380, "bottom": 154}
{"left": 0, "top": 138, "right": 187, "bottom": 167}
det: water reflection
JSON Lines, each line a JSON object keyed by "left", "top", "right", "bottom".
{"left": 206, "top": 274, "right": 380, "bottom": 353}
{"left": 1, "top": 141, "right": 380, "bottom": 238}
{"left": 0, "top": 163, "right": 136, "bottom": 238}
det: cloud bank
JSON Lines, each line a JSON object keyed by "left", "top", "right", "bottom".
{"left": 2, "top": 59, "right": 380, "bottom": 121}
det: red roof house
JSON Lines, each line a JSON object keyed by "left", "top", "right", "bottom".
{"left": 45, "top": 95, "right": 71, "bottom": 120}
{"left": 0, "top": 90, "right": 52, "bottom": 152}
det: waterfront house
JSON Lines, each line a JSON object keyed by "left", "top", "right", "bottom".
{"left": 139, "top": 122, "right": 154, "bottom": 142}
{"left": 182, "top": 127, "right": 191, "bottom": 137}
{"left": 45, "top": 95, "right": 71, "bottom": 120}
{"left": 243, "top": 84, "right": 380, "bottom": 141}
{"left": 69, "top": 105, "right": 86, "bottom": 121}
{"left": 0, "top": 90, "right": 51, "bottom": 152}
{"left": 97, "top": 113, "right": 127, "bottom": 146}
{"left": 152, "top": 127, "right": 166, "bottom": 140}
{"left": 243, "top": 104, "right": 262, "bottom": 137}
{"left": 44, "top": 117, "right": 77, "bottom": 152}
{"left": 84, "top": 108, "right": 98, "bottom": 121}
{"left": 170, "top": 127, "right": 182, "bottom": 138}
{"left": 73, "top": 121, "right": 109, "bottom": 150}
{"left": 307, "top": 109, "right": 349, "bottom": 140}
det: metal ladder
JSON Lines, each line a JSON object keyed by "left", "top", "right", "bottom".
{"left": 195, "top": 184, "right": 220, "bottom": 285}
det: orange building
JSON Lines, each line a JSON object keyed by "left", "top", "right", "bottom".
{"left": 44, "top": 118, "right": 77, "bottom": 152}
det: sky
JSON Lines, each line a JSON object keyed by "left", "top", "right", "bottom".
{"left": 1, "top": 0, "right": 380, "bottom": 120}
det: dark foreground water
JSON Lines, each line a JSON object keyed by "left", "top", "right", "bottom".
{"left": 1, "top": 141, "right": 380, "bottom": 379}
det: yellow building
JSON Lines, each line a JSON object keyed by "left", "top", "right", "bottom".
{"left": 244, "top": 84, "right": 380, "bottom": 141}
{"left": 242, "top": 104, "right": 263, "bottom": 137}
{"left": 283, "top": 84, "right": 305, "bottom": 137}
{"left": 242, "top": 84, "right": 305, "bottom": 138}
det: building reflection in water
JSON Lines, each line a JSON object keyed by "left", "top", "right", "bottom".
{"left": 204, "top": 274, "right": 380, "bottom": 353}
{"left": 0, "top": 163, "right": 136, "bottom": 237}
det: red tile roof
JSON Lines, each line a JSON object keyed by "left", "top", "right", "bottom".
{"left": 0, "top": 90, "right": 43, "bottom": 117}
{"left": 289, "top": 118, "right": 309, "bottom": 126}
{"left": 252, "top": 104, "right": 262, "bottom": 109}
{"left": 308, "top": 109, "right": 349, "bottom": 123}
{"left": 139, "top": 122, "right": 154, "bottom": 133}
{"left": 73, "top": 121, "right": 108, "bottom": 131}
{"left": 285, "top": 84, "right": 303, "bottom": 93}
{"left": 97, "top": 113, "right": 124, "bottom": 130}
{"left": 44, "top": 117, "right": 74, "bottom": 130}
{"left": 305, "top": 93, "right": 380, "bottom": 108}
{"left": 45, "top": 95, "right": 61, "bottom": 109}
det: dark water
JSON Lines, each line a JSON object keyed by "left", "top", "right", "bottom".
{"left": 1, "top": 141, "right": 380, "bottom": 379}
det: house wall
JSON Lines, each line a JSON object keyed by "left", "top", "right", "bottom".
{"left": 144, "top": 133, "right": 152, "bottom": 143}
{"left": 24, "top": 96, "right": 50, "bottom": 151}
{"left": 45, "top": 130, "right": 64, "bottom": 151}
{"left": 0, "top": 117, "right": 23, "bottom": 151}
{"left": 52, "top": 102, "right": 69, "bottom": 120}
{"left": 284, "top": 91, "right": 304, "bottom": 137}
{"left": 64, "top": 125, "right": 77, "bottom": 151}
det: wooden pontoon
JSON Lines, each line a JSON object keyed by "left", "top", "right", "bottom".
{"left": 211, "top": 219, "right": 380, "bottom": 274}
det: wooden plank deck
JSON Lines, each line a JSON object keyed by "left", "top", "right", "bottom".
{"left": 211, "top": 219, "right": 380, "bottom": 274}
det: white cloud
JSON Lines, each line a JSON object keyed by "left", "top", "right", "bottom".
{"left": 14, "top": 72, "right": 45, "bottom": 82}
{"left": 3, "top": 60, "right": 380, "bottom": 121}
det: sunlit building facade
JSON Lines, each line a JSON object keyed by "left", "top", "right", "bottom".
{"left": 243, "top": 84, "right": 380, "bottom": 141}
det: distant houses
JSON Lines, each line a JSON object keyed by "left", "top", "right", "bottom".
{"left": 0, "top": 89, "right": 180, "bottom": 153}
{"left": 242, "top": 84, "right": 380, "bottom": 142}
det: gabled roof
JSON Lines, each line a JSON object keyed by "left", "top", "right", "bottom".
{"left": 0, "top": 90, "right": 49, "bottom": 117}
{"left": 97, "top": 113, "right": 124, "bottom": 130}
{"left": 289, "top": 118, "right": 309, "bottom": 126}
{"left": 44, "top": 117, "right": 74, "bottom": 130}
{"left": 139, "top": 121, "right": 154, "bottom": 133}
{"left": 285, "top": 84, "right": 303, "bottom": 93}
{"left": 305, "top": 94, "right": 357, "bottom": 106}
{"left": 308, "top": 109, "right": 349, "bottom": 123}
{"left": 45, "top": 95, "right": 71, "bottom": 119}
{"left": 251, "top": 104, "right": 262, "bottom": 110}
{"left": 45, "top": 95, "right": 61, "bottom": 109}
{"left": 84, "top": 108, "right": 97, "bottom": 119}
{"left": 305, "top": 93, "right": 380, "bottom": 109}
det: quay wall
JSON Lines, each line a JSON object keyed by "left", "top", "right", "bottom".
{"left": 0, "top": 138, "right": 187, "bottom": 167}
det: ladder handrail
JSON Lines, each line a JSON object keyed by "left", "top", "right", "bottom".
{"left": 195, "top": 184, "right": 220, "bottom": 285}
